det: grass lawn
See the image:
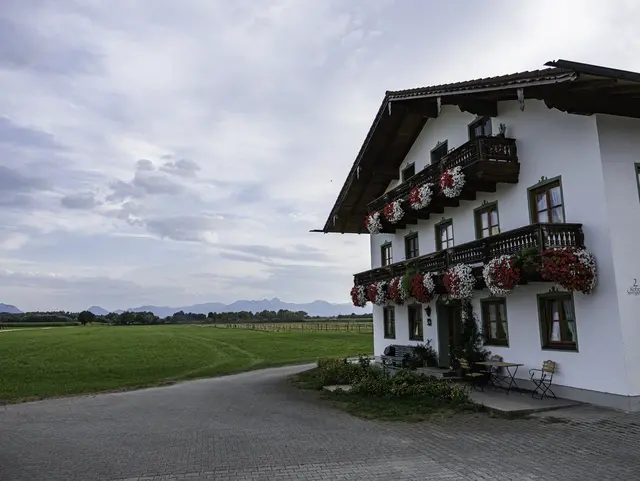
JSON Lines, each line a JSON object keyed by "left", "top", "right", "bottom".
{"left": 0, "top": 325, "right": 372, "bottom": 402}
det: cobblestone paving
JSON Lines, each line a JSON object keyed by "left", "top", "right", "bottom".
{"left": 2, "top": 364, "right": 640, "bottom": 481}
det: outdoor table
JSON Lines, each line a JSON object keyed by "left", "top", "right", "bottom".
{"left": 475, "top": 361, "right": 524, "bottom": 394}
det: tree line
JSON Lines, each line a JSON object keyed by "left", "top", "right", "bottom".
{"left": 1, "top": 310, "right": 372, "bottom": 326}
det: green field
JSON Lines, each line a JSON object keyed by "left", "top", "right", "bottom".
{"left": 0, "top": 325, "right": 372, "bottom": 402}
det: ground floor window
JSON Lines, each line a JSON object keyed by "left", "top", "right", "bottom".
{"left": 408, "top": 305, "right": 423, "bottom": 341}
{"left": 383, "top": 307, "right": 395, "bottom": 339}
{"left": 538, "top": 293, "right": 577, "bottom": 350}
{"left": 481, "top": 298, "right": 509, "bottom": 346}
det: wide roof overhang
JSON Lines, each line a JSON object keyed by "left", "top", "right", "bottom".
{"left": 315, "top": 59, "right": 640, "bottom": 234}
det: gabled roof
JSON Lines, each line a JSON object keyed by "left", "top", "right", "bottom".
{"left": 315, "top": 59, "right": 640, "bottom": 234}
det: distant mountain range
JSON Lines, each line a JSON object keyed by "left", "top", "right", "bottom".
{"left": 0, "top": 303, "right": 22, "bottom": 314}
{"left": 4, "top": 299, "right": 371, "bottom": 318}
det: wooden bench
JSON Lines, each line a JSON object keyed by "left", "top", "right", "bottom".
{"left": 380, "top": 345, "right": 415, "bottom": 369}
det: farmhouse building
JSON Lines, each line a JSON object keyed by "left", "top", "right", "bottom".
{"left": 316, "top": 59, "right": 640, "bottom": 411}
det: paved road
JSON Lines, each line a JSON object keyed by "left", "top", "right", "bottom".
{"left": 2, "top": 364, "right": 640, "bottom": 481}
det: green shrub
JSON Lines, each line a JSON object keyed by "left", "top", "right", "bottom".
{"left": 316, "top": 357, "right": 366, "bottom": 385}
{"left": 351, "top": 369, "right": 470, "bottom": 405}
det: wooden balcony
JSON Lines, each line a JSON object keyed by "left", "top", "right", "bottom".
{"left": 367, "top": 136, "right": 519, "bottom": 233}
{"left": 353, "top": 223, "right": 584, "bottom": 286}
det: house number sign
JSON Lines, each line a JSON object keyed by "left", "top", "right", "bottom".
{"left": 628, "top": 278, "right": 640, "bottom": 296}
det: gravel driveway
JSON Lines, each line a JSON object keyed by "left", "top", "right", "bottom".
{"left": 1, "top": 364, "right": 639, "bottom": 481}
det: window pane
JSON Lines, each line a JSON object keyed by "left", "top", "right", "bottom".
{"left": 488, "top": 303, "right": 497, "bottom": 321}
{"left": 551, "top": 207, "right": 564, "bottom": 223}
{"left": 549, "top": 300, "right": 561, "bottom": 342}
{"left": 490, "top": 321, "right": 497, "bottom": 339}
{"left": 446, "top": 225, "right": 453, "bottom": 238}
{"left": 491, "top": 226, "right": 500, "bottom": 235}
{"left": 490, "top": 210, "right": 499, "bottom": 226}
{"left": 549, "top": 186, "right": 562, "bottom": 207}
{"left": 537, "top": 210, "right": 549, "bottom": 223}
{"left": 498, "top": 302, "right": 507, "bottom": 321}
{"left": 481, "top": 213, "right": 489, "bottom": 229}
{"left": 536, "top": 192, "right": 547, "bottom": 211}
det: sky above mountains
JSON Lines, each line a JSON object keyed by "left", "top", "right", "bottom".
{"left": 1, "top": 0, "right": 639, "bottom": 312}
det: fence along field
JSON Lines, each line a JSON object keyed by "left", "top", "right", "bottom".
{"left": 210, "top": 321, "right": 373, "bottom": 333}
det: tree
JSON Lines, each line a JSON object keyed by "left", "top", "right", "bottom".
{"left": 78, "top": 310, "right": 96, "bottom": 326}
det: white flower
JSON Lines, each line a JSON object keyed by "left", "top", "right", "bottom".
{"left": 409, "top": 183, "right": 434, "bottom": 210}
{"left": 374, "top": 281, "right": 388, "bottom": 305}
{"left": 574, "top": 248, "right": 597, "bottom": 294}
{"left": 365, "top": 211, "right": 382, "bottom": 234}
{"left": 383, "top": 201, "right": 404, "bottom": 224}
{"left": 440, "top": 166, "right": 466, "bottom": 198}
{"left": 444, "top": 263, "right": 476, "bottom": 300}
{"left": 422, "top": 271, "right": 436, "bottom": 295}
{"left": 388, "top": 276, "right": 407, "bottom": 305}
{"left": 351, "top": 285, "right": 367, "bottom": 307}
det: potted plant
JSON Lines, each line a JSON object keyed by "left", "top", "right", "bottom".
{"left": 497, "top": 123, "right": 507, "bottom": 138}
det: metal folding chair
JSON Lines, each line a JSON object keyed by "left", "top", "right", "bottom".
{"left": 529, "top": 360, "right": 557, "bottom": 400}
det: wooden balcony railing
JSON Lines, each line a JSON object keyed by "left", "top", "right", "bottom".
{"left": 368, "top": 136, "right": 518, "bottom": 212}
{"left": 353, "top": 223, "right": 584, "bottom": 286}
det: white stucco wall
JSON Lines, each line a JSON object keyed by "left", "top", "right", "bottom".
{"left": 596, "top": 114, "right": 640, "bottom": 396}
{"left": 369, "top": 99, "right": 630, "bottom": 396}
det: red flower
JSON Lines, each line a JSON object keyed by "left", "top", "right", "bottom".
{"left": 540, "top": 248, "right": 596, "bottom": 294}
{"left": 366, "top": 284, "right": 378, "bottom": 302}
{"left": 410, "top": 273, "right": 433, "bottom": 303}
{"left": 440, "top": 171, "right": 454, "bottom": 189}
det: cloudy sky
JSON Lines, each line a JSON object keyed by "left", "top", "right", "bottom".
{"left": 1, "top": 0, "right": 639, "bottom": 311}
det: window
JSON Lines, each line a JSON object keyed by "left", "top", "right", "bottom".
{"left": 383, "top": 307, "right": 395, "bottom": 339}
{"left": 468, "top": 117, "right": 492, "bottom": 139}
{"left": 529, "top": 179, "right": 565, "bottom": 224}
{"left": 430, "top": 141, "right": 448, "bottom": 165}
{"left": 636, "top": 163, "right": 640, "bottom": 201}
{"left": 405, "top": 233, "right": 419, "bottom": 260}
{"left": 408, "top": 305, "right": 423, "bottom": 341}
{"left": 475, "top": 203, "right": 500, "bottom": 239}
{"left": 481, "top": 299, "right": 509, "bottom": 346}
{"left": 401, "top": 163, "right": 416, "bottom": 182}
{"left": 538, "top": 293, "right": 577, "bottom": 350}
{"left": 381, "top": 242, "right": 393, "bottom": 267}
{"left": 435, "top": 219, "right": 454, "bottom": 251}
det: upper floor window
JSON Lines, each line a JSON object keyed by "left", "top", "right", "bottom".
{"left": 538, "top": 293, "right": 577, "bottom": 351}
{"left": 381, "top": 242, "right": 393, "bottom": 266}
{"left": 435, "top": 219, "right": 454, "bottom": 251}
{"left": 430, "top": 141, "right": 448, "bottom": 165}
{"left": 405, "top": 233, "right": 419, "bottom": 260}
{"left": 468, "top": 117, "right": 492, "bottom": 139}
{"left": 529, "top": 179, "right": 565, "bottom": 224}
{"left": 401, "top": 163, "right": 415, "bottom": 182}
{"left": 475, "top": 202, "right": 500, "bottom": 239}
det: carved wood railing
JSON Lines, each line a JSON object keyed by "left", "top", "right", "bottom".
{"left": 353, "top": 223, "right": 584, "bottom": 285}
{"left": 368, "top": 136, "right": 518, "bottom": 212}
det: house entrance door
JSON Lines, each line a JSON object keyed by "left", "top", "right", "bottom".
{"left": 437, "top": 301, "right": 463, "bottom": 367}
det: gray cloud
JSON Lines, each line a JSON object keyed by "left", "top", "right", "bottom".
{"left": 0, "top": 165, "right": 48, "bottom": 192}
{"left": 0, "top": 117, "right": 62, "bottom": 150}
{"left": 60, "top": 192, "right": 100, "bottom": 209}
{"left": 0, "top": 16, "right": 100, "bottom": 75}
{"left": 160, "top": 158, "right": 201, "bottom": 177}
{"left": 145, "top": 215, "right": 218, "bottom": 242}
{"left": 220, "top": 243, "right": 328, "bottom": 262}
{"left": 107, "top": 164, "right": 186, "bottom": 201}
